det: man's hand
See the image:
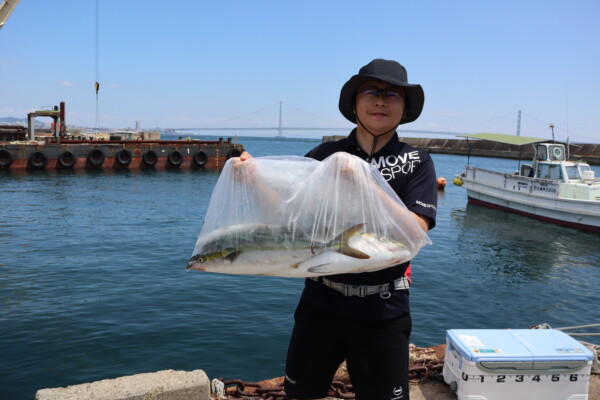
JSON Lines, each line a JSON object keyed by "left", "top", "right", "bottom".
{"left": 231, "top": 151, "right": 255, "bottom": 183}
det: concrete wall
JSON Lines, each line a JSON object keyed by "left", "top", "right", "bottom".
{"left": 322, "top": 136, "right": 600, "bottom": 165}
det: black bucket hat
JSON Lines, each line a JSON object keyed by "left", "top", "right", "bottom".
{"left": 339, "top": 59, "right": 425, "bottom": 125}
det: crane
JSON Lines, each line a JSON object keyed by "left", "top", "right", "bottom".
{"left": 0, "top": 0, "right": 20, "bottom": 30}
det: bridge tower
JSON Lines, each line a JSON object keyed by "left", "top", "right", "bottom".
{"left": 278, "top": 101, "right": 283, "bottom": 137}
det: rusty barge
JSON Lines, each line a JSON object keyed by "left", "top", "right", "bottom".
{"left": 0, "top": 102, "right": 244, "bottom": 172}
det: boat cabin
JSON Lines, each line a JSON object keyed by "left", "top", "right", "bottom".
{"left": 520, "top": 143, "right": 595, "bottom": 183}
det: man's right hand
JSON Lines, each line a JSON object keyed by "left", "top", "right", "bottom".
{"left": 231, "top": 151, "right": 255, "bottom": 183}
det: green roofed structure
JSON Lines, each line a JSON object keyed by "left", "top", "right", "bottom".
{"left": 458, "top": 133, "right": 548, "bottom": 146}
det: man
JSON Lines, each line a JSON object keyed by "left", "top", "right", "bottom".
{"left": 283, "top": 59, "right": 437, "bottom": 400}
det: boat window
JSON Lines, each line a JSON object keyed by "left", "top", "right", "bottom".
{"left": 536, "top": 145, "right": 548, "bottom": 160}
{"left": 536, "top": 164, "right": 562, "bottom": 180}
{"left": 520, "top": 164, "right": 533, "bottom": 177}
{"left": 549, "top": 146, "right": 565, "bottom": 161}
{"left": 565, "top": 166, "right": 580, "bottom": 180}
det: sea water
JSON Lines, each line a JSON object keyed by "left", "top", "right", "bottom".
{"left": 1, "top": 135, "right": 599, "bottom": 399}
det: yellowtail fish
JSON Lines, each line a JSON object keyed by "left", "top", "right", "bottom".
{"left": 187, "top": 223, "right": 411, "bottom": 277}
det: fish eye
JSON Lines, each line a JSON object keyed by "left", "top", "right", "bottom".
{"left": 190, "top": 254, "right": 205, "bottom": 263}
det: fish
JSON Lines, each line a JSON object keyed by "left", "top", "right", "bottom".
{"left": 186, "top": 223, "right": 411, "bottom": 277}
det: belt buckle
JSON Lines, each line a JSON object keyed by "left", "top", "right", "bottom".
{"left": 345, "top": 284, "right": 367, "bottom": 297}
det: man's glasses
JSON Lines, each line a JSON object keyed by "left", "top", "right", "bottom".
{"left": 358, "top": 87, "right": 405, "bottom": 100}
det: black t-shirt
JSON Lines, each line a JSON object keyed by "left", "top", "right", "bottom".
{"left": 300, "top": 129, "right": 437, "bottom": 321}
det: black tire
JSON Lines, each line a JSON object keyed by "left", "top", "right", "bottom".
{"left": 115, "top": 148, "right": 132, "bottom": 166}
{"left": 58, "top": 151, "right": 76, "bottom": 168}
{"left": 226, "top": 148, "right": 242, "bottom": 159}
{"left": 0, "top": 149, "right": 12, "bottom": 167}
{"left": 142, "top": 150, "right": 158, "bottom": 167}
{"left": 28, "top": 151, "right": 48, "bottom": 169}
{"left": 87, "top": 149, "right": 105, "bottom": 167}
{"left": 167, "top": 150, "right": 183, "bottom": 167}
{"left": 192, "top": 150, "right": 207, "bottom": 167}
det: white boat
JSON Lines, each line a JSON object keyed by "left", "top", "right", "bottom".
{"left": 454, "top": 133, "right": 600, "bottom": 232}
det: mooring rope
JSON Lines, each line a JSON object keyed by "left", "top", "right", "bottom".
{"left": 563, "top": 332, "right": 600, "bottom": 337}
{"left": 554, "top": 323, "right": 600, "bottom": 331}
{"left": 533, "top": 323, "right": 600, "bottom": 337}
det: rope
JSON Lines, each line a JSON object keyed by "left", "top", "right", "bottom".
{"left": 532, "top": 322, "right": 600, "bottom": 338}
{"left": 567, "top": 332, "right": 600, "bottom": 337}
{"left": 211, "top": 378, "right": 227, "bottom": 399}
{"left": 355, "top": 114, "right": 400, "bottom": 162}
{"left": 554, "top": 323, "right": 600, "bottom": 331}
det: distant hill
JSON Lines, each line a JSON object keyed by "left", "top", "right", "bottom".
{"left": 0, "top": 117, "right": 26, "bottom": 123}
{"left": 0, "top": 117, "right": 45, "bottom": 128}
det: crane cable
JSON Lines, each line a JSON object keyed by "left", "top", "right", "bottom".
{"left": 94, "top": 0, "right": 100, "bottom": 130}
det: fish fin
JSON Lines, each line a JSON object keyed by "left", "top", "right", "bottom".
{"left": 335, "top": 223, "right": 366, "bottom": 241}
{"left": 327, "top": 223, "right": 364, "bottom": 247}
{"left": 326, "top": 223, "right": 371, "bottom": 260}
{"left": 223, "top": 250, "right": 242, "bottom": 262}
{"left": 307, "top": 263, "right": 337, "bottom": 274}
{"left": 338, "top": 247, "right": 370, "bottom": 259}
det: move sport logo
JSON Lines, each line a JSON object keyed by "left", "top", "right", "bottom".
{"left": 371, "top": 151, "right": 421, "bottom": 181}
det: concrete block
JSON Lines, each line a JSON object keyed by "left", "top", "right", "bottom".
{"left": 35, "top": 369, "right": 210, "bottom": 400}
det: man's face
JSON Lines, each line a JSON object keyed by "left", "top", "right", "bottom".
{"left": 354, "top": 79, "right": 405, "bottom": 135}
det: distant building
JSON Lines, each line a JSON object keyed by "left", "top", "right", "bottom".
{"left": 92, "top": 130, "right": 161, "bottom": 141}
{"left": 95, "top": 132, "right": 111, "bottom": 140}
{"left": 114, "top": 130, "right": 136, "bottom": 140}
{"left": 140, "top": 131, "right": 161, "bottom": 140}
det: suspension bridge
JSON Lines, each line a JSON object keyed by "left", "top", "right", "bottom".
{"left": 171, "top": 102, "right": 469, "bottom": 137}
{"left": 173, "top": 126, "right": 467, "bottom": 137}
{"left": 166, "top": 102, "right": 563, "bottom": 142}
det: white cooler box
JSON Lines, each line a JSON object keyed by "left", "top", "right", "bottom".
{"left": 443, "top": 329, "right": 593, "bottom": 400}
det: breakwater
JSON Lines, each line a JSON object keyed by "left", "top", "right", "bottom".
{"left": 323, "top": 136, "right": 600, "bottom": 165}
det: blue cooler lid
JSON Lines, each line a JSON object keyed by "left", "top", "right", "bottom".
{"left": 447, "top": 329, "right": 532, "bottom": 363}
{"left": 447, "top": 329, "right": 593, "bottom": 371}
{"left": 508, "top": 329, "right": 593, "bottom": 368}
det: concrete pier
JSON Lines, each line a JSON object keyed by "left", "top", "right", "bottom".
{"left": 35, "top": 370, "right": 210, "bottom": 400}
{"left": 34, "top": 340, "right": 598, "bottom": 400}
{"left": 33, "top": 367, "right": 599, "bottom": 400}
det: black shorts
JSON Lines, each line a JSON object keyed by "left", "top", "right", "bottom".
{"left": 284, "top": 300, "right": 412, "bottom": 400}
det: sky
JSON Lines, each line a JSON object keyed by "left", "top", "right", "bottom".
{"left": 1, "top": 0, "right": 599, "bottom": 143}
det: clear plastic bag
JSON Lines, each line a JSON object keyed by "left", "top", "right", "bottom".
{"left": 188, "top": 152, "right": 431, "bottom": 277}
